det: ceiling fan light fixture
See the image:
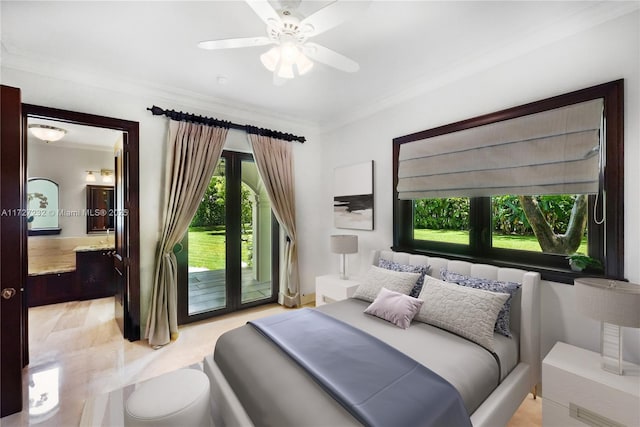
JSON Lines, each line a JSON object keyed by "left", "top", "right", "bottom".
{"left": 295, "top": 53, "right": 314, "bottom": 75}
{"left": 28, "top": 124, "right": 67, "bottom": 143}
{"left": 277, "top": 63, "right": 295, "bottom": 79}
{"left": 260, "top": 46, "right": 280, "bottom": 72}
{"left": 280, "top": 42, "right": 301, "bottom": 64}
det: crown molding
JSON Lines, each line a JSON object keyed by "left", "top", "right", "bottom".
{"left": 2, "top": 1, "right": 636, "bottom": 138}
{"left": 1, "top": 45, "right": 320, "bottom": 137}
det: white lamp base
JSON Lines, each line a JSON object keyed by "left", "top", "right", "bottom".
{"left": 601, "top": 322, "right": 624, "bottom": 375}
{"left": 339, "top": 253, "right": 349, "bottom": 280}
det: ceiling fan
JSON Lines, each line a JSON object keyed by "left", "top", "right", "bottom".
{"left": 198, "top": 0, "right": 369, "bottom": 84}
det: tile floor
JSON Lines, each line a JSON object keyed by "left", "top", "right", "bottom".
{"left": 1, "top": 298, "right": 285, "bottom": 427}
{"left": 1, "top": 297, "right": 541, "bottom": 427}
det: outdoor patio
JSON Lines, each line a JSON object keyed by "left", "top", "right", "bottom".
{"left": 188, "top": 268, "right": 271, "bottom": 314}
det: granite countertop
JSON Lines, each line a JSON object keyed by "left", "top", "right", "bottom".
{"left": 28, "top": 264, "right": 76, "bottom": 276}
{"left": 73, "top": 244, "right": 115, "bottom": 252}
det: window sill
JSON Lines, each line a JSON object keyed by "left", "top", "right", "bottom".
{"left": 391, "top": 245, "right": 610, "bottom": 284}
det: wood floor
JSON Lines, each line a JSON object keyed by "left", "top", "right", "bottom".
{"left": 1, "top": 297, "right": 541, "bottom": 427}
{"left": 188, "top": 269, "right": 271, "bottom": 314}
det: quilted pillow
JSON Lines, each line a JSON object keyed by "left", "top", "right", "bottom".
{"left": 364, "top": 288, "right": 424, "bottom": 329}
{"left": 416, "top": 277, "right": 509, "bottom": 351}
{"left": 378, "top": 258, "right": 430, "bottom": 298}
{"left": 352, "top": 266, "right": 421, "bottom": 302}
{"left": 440, "top": 269, "right": 521, "bottom": 338}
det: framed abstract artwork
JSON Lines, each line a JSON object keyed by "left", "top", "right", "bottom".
{"left": 333, "top": 160, "right": 374, "bottom": 230}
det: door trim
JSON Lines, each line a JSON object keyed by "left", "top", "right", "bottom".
{"left": 22, "top": 104, "right": 140, "bottom": 341}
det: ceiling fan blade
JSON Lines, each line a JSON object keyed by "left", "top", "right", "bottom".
{"left": 198, "top": 36, "right": 272, "bottom": 50}
{"left": 245, "top": 0, "right": 282, "bottom": 26}
{"left": 304, "top": 42, "right": 359, "bottom": 73}
{"left": 300, "top": 1, "right": 370, "bottom": 37}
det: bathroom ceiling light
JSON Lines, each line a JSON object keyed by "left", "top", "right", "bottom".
{"left": 101, "top": 169, "right": 114, "bottom": 183}
{"left": 28, "top": 124, "right": 67, "bottom": 143}
{"left": 86, "top": 171, "right": 97, "bottom": 182}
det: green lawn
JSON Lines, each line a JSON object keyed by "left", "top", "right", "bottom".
{"left": 413, "top": 228, "right": 587, "bottom": 254}
{"left": 187, "top": 226, "right": 251, "bottom": 270}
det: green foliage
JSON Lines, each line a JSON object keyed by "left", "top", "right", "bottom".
{"left": 191, "top": 176, "right": 226, "bottom": 227}
{"left": 187, "top": 227, "right": 253, "bottom": 270}
{"left": 413, "top": 195, "right": 582, "bottom": 238}
{"left": 413, "top": 198, "right": 469, "bottom": 230}
{"left": 528, "top": 195, "right": 577, "bottom": 235}
{"left": 492, "top": 195, "right": 530, "bottom": 235}
{"left": 191, "top": 176, "right": 254, "bottom": 229}
{"left": 566, "top": 253, "right": 603, "bottom": 271}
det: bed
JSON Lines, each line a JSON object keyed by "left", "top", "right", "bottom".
{"left": 203, "top": 249, "right": 541, "bottom": 427}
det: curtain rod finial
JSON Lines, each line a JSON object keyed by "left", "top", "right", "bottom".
{"left": 148, "top": 106, "right": 165, "bottom": 116}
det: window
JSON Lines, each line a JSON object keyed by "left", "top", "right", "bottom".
{"left": 394, "top": 80, "right": 624, "bottom": 283}
{"left": 413, "top": 197, "right": 470, "bottom": 246}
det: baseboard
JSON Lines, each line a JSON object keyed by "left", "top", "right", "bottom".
{"left": 301, "top": 293, "right": 315, "bottom": 306}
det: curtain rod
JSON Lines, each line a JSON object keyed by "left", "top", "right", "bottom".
{"left": 146, "top": 106, "right": 306, "bottom": 143}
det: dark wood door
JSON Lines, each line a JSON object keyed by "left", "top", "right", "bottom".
{"left": 1, "top": 85, "right": 27, "bottom": 417}
{"left": 113, "top": 140, "right": 139, "bottom": 340}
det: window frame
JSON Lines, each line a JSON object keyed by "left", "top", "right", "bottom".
{"left": 176, "top": 150, "right": 280, "bottom": 325}
{"left": 393, "top": 80, "right": 624, "bottom": 283}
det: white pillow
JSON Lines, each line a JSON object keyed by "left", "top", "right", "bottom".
{"left": 352, "top": 265, "right": 420, "bottom": 302}
{"left": 416, "top": 277, "right": 509, "bottom": 351}
{"left": 364, "top": 288, "right": 424, "bottom": 329}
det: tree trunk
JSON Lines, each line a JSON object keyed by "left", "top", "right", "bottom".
{"left": 518, "top": 195, "right": 588, "bottom": 254}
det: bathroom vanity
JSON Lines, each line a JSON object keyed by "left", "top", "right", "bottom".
{"left": 27, "top": 243, "right": 115, "bottom": 307}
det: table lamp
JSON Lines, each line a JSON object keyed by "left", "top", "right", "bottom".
{"left": 575, "top": 277, "right": 640, "bottom": 375}
{"left": 330, "top": 235, "right": 358, "bottom": 280}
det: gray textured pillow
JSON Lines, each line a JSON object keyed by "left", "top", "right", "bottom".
{"left": 364, "top": 288, "right": 424, "bottom": 329}
{"left": 378, "top": 258, "right": 430, "bottom": 297}
{"left": 416, "top": 277, "right": 509, "bottom": 351}
{"left": 352, "top": 265, "right": 421, "bottom": 302}
{"left": 440, "top": 269, "right": 521, "bottom": 338}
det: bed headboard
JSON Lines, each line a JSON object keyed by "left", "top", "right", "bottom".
{"left": 369, "top": 249, "right": 541, "bottom": 390}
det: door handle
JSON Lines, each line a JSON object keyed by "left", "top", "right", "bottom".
{"left": 2, "top": 287, "right": 17, "bottom": 300}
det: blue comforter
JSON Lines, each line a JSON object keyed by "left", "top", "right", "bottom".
{"left": 249, "top": 308, "right": 472, "bottom": 427}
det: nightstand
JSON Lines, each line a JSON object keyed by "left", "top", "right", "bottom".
{"left": 315, "top": 274, "right": 361, "bottom": 306}
{"left": 542, "top": 341, "right": 640, "bottom": 427}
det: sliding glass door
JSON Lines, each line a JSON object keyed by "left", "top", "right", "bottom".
{"left": 177, "top": 151, "right": 278, "bottom": 324}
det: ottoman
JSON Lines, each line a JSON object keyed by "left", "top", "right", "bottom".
{"left": 124, "top": 369, "right": 212, "bottom": 427}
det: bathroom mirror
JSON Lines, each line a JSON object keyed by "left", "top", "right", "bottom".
{"left": 27, "top": 178, "right": 61, "bottom": 235}
{"left": 86, "top": 185, "right": 114, "bottom": 233}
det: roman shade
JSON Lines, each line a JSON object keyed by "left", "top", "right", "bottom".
{"left": 397, "top": 98, "right": 604, "bottom": 199}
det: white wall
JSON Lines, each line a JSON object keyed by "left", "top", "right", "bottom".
{"left": 28, "top": 142, "right": 114, "bottom": 237}
{"left": 3, "top": 10, "right": 638, "bottom": 362}
{"left": 319, "top": 11, "right": 640, "bottom": 364}
{"left": 1, "top": 67, "right": 321, "bottom": 337}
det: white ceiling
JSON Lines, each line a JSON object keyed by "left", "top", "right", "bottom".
{"left": 2, "top": 1, "right": 638, "bottom": 129}
{"left": 28, "top": 118, "right": 121, "bottom": 152}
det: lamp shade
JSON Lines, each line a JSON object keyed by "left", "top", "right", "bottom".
{"left": 575, "top": 278, "right": 640, "bottom": 327}
{"left": 86, "top": 171, "right": 97, "bottom": 182}
{"left": 330, "top": 235, "right": 358, "bottom": 254}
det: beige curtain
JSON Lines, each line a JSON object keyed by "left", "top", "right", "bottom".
{"left": 248, "top": 133, "right": 300, "bottom": 307}
{"left": 147, "top": 120, "right": 228, "bottom": 347}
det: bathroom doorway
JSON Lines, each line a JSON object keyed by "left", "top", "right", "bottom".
{"left": 22, "top": 104, "right": 140, "bottom": 342}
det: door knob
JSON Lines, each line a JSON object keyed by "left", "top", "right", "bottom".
{"left": 2, "top": 288, "right": 17, "bottom": 300}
